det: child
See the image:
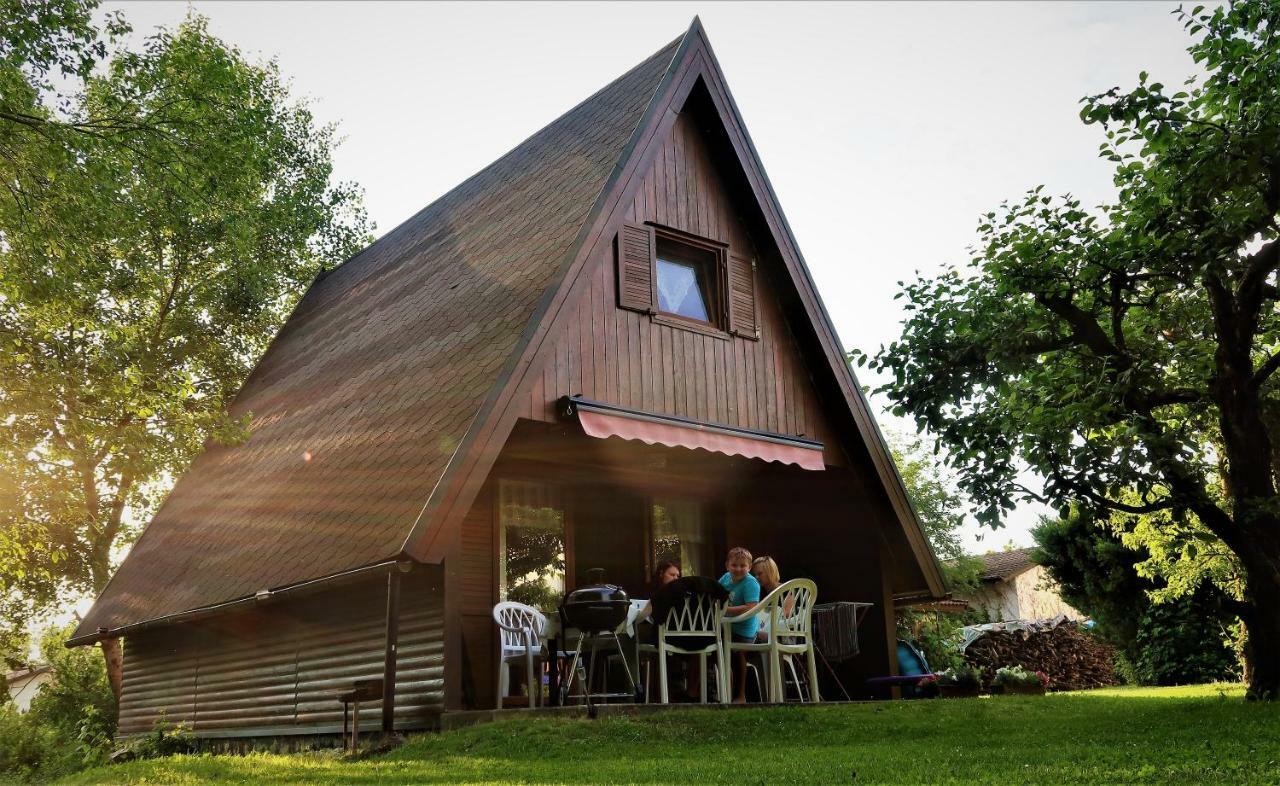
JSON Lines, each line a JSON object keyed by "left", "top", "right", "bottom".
{"left": 750, "top": 556, "right": 794, "bottom": 642}
{"left": 719, "top": 546, "right": 761, "bottom": 702}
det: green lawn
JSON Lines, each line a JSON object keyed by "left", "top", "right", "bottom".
{"left": 62, "top": 684, "right": 1280, "bottom": 785}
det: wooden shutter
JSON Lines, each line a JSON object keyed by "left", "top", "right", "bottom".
{"left": 616, "top": 222, "right": 655, "bottom": 313}
{"left": 727, "top": 253, "right": 758, "bottom": 339}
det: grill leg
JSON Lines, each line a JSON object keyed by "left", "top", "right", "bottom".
{"left": 561, "top": 637, "right": 585, "bottom": 705}
{"left": 611, "top": 635, "right": 636, "bottom": 697}
{"left": 586, "top": 638, "right": 599, "bottom": 709}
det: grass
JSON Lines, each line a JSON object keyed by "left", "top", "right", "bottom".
{"left": 62, "top": 684, "right": 1280, "bottom": 785}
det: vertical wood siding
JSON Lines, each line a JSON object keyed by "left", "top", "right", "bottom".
{"left": 118, "top": 569, "right": 443, "bottom": 737}
{"left": 457, "top": 478, "right": 495, "bottom": 709}
{"left": 524, "top": 111, "right": 846, "bottom": 467}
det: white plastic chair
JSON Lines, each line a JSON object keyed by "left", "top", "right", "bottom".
{"left": 638, "top": 592, "right": 727, "bottom": 704}
{"left": 722, "top": 579, "right": 819, "bottom": 703}
{"left": 492, "top": 601, "right": 547, "bottom": 709}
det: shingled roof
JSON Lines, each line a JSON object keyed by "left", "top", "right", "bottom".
{"left": 976, "top": 548, "right": 1038, "bottom": 582}
{"left": 74, "top": 34, "right": 684, "bottom": 640}
{"left": 75, "top": 19, "right": 953, "bottom": 644}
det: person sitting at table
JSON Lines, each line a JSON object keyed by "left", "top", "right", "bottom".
{"left": 719, "top": 546, "right": 761, "bottom": 703}
{"left": 636, "top": 560, "right": 681, "bottom": 624}
{"left": 652, "top": 560, "right": 682, "bottom": 594}
{"left": 641, "top": 570, "right": 727, "bottom": 702}
{"left": 750, "top": 556, "right": 795, "bottom": 642}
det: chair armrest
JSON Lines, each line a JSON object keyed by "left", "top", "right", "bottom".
{"left": 494, "top": 623, "right": 543, "bottom": 650}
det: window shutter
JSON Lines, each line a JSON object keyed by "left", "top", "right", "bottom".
{"left": 727, "top": 253, "right": 759, "bottom": 339}
{"left": 616, "top": 222, "right": 655, "bottom": 313}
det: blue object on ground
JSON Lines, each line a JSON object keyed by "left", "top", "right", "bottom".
{"left": 897, "top": 639, "right": 930, "bottom": 676}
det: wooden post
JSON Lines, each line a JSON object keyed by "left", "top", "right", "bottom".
{"left": 382, "top": 569, "right": 402, "bottom": 734}
{"left": 100, "top": 637, "right": 124, "bottom": 704}
{"left": 351, "top": 699, "right": 360, "bottom": 752}
{"left": 879, "top": 542, "right": 902, "bottom": 700}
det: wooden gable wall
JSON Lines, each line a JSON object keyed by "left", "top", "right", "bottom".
{"left": 516, "top": 109, "right": 847, "bottom": 468}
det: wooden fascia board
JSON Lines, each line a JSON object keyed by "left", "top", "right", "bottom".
{"left": 398, "top": 25, "right": 698, "bottom": 564}
{"left": 683, "top": 28, "right": 946, "bottom": 597}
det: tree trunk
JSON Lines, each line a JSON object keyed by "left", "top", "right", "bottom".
{"left": 101, "top": 637, "right": 123, "bottom": 705}
{"left": 1240, "top": 547, "right": 1280, "bottom": 700}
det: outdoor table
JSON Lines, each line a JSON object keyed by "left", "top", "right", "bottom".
{"left": 335, "top": 678, "right": 383, "bottom": 753}
{"left": 546, "top": 598, "right": 647, "bottom": 706}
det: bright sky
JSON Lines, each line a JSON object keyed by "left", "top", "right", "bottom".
{"left": 106, "top": 1, "right": 1202, "bottom": 553}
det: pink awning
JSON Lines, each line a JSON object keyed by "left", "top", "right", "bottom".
{"left": 569, "top": 399, "right": 825, "bottom": 471}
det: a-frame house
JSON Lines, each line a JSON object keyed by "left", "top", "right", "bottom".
{"left": 72, "top": 19, "right": 944, "bottom": 738}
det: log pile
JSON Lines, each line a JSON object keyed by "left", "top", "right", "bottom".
{"left": 963, "top": 622, "right": 1119, "bottom": 691}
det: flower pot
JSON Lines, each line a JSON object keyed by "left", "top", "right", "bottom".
{"left": 938, "top": 684, "right": 982, "bottom": 699}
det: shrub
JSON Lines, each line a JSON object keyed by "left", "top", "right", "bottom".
{"left": 935, "top": 663, "right": 983, "bottom": 688}
{"left": 993, "top": 666, "right": 1049, "bottom": 688}
{"left": 1129, "top": 600, "right": 1239, "bottom": 686}
{"left": 28, "top": 625, "right": 116, "bottom": 763}
{"left": 0, "top": 704, "right": 59, "bottom": 781}
{"left": 115, "top": 721, "right": 198, "bottom": 761}
{"left": 0, "top": 625, "right": 117, "bottom": 782}
{"left": 898, "top": 612, "right": 975, "bottom": 672}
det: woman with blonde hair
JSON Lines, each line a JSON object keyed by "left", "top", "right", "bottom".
{"left": 750, "top": 556, "right": 794, "bottom": 642}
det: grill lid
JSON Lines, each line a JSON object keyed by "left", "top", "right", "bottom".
{"left": 563, "top": 583, "right": 629, "bottom": 605}
{"left": 560, "top": 583, "right": 631, "bottom": 633}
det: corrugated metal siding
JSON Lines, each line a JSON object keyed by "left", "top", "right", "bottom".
{"left": 118, "top": 632, "right": 199, "bottom": 735}
{"left": 119, "top": 568, "right": 443, "bottom": 738}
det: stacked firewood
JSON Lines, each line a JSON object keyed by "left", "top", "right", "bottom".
{"left": 963, "top": 622, "right": 1120, "bottom": 691}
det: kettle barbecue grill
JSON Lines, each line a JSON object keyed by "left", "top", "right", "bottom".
{"left": 558, "top": 583, "right": 638, "bottom": 707}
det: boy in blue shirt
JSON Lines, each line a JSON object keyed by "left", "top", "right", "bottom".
{"left": 719, "top": 546, "right": 761, "bottom": 702}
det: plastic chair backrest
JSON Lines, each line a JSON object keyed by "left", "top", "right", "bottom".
{"left": 492, "top": 601, "right": 546, "bottom": 652}
{"left": 762, "top": 579, "right": 818, "bottom": 641}
{"left": 661, "top": 591, "right": 726, "bottom": 640}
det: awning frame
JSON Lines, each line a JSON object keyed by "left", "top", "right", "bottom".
{"left": 558, "top": 395, "right": 825, "bottom": 468}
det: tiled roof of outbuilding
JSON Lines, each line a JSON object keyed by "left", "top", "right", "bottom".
{"left": 74, "top": 36, "right": 683, "bottom": 637}
{"left": 975, "top": 548, "right": 1038, "bottom": 582}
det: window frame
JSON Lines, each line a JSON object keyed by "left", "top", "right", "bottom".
{"left": 649, "top": 224, "right": 730, "bottom": 339}
{"left": 495, "top": 477, "right": 571, "bottom": 610}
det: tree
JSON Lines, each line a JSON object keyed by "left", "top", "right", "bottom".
{"left": 864, "top": 1, "right": 1280, "bottom": 699}
{"left": 1033, "top": 510, "right": 1237, "bottom": 685}
{"left": 890, "top": 432, "right": 982, "bottom": 670}
{"left": 0, "top": 624, "right": 116, "bottom": 781}
{"left": 0, "top": 1, "right": 371, "bottom": 698}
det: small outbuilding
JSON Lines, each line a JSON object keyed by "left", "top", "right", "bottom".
{"left": 5, "top": 664, "right": 53, "bottom": 713}
{"left": 71, "top": 19, "right": 944, "bottom": 739}
{"left": 953, "top": 548, "right": 1083, "bottom": 623}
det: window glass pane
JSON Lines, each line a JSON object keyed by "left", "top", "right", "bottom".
{"left": 651, "top": 499, "right": 707, "bottom": 577}
{"left": 656, "top": 257, "right": 710, "bottom": 322}
{"left": 499, "top": 480, "right": 565, "bottom": 610}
